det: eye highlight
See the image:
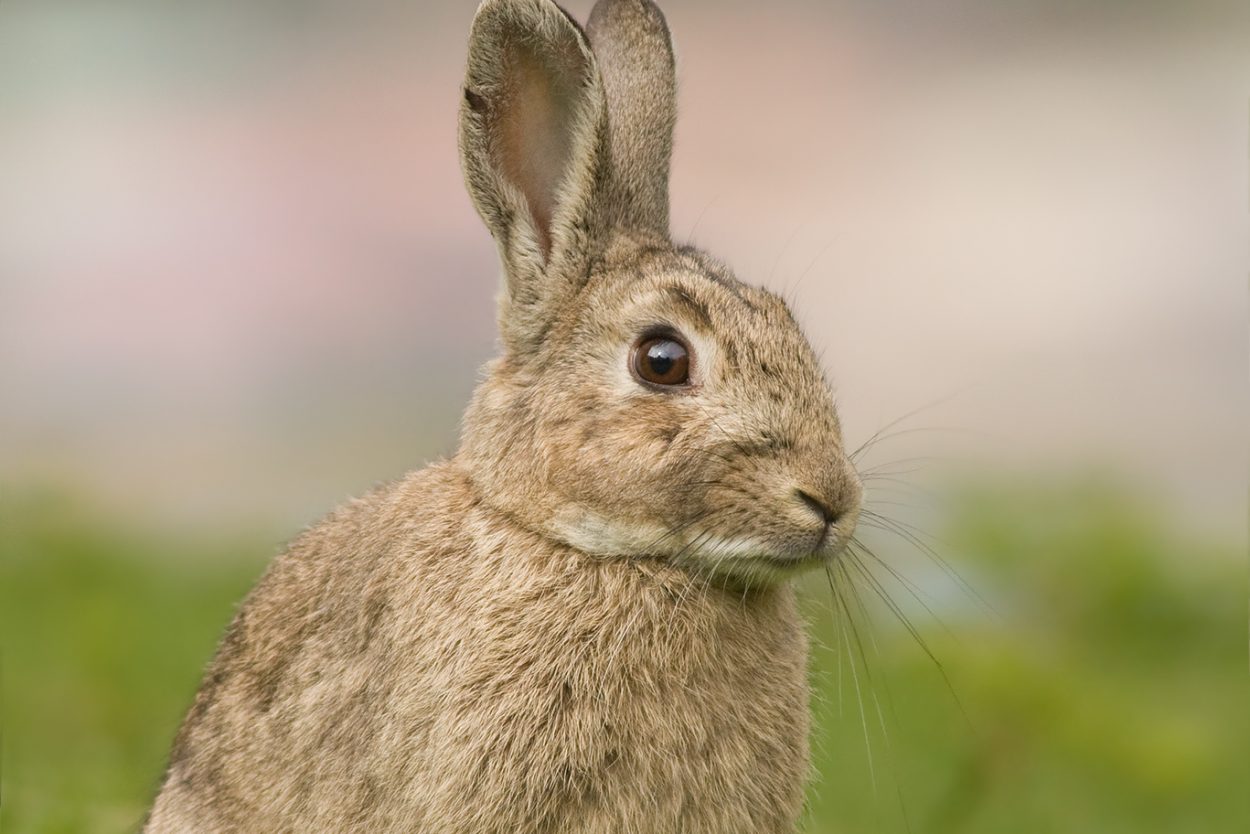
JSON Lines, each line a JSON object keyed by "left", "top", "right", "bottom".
{"left": 633, "top": 335, "right": 691, "bottom": 388}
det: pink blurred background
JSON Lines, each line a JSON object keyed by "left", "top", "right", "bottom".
{"left": 1, "top": 0, "right": 1246, "bottom": 541}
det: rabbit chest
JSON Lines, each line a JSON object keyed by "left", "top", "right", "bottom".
{"left": 153, "top": 465, "right": 811, "bottom": 833}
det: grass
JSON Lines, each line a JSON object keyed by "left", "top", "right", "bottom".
{"left": 1, "top": 480, "right": 1245, "bottom": 832}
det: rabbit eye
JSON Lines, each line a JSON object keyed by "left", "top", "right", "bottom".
{"left": 633, "top": 335, "right": 690, "bottom": 387}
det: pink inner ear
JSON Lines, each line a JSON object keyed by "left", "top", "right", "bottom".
{"left": 498, "top": 44, "right": 582, "bottom": 258}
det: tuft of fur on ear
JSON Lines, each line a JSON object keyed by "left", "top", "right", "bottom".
{"left": 587, "top": 0, "right": 677, "bottom": 240}
{"left": 459, "top": 0, "right": 610, "bottom": 354}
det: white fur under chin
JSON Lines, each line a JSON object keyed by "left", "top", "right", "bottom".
{"left": 681, "top": 535, "right": 827, "bottom": 584}
{"left": 552, "top": 505, "right": 845, "bottom": 590}
{"left": 551, "top": 508, "right": 817, "bottom": 583}
{"left": 551, "top": 509, "right": 776, "bottom": 562}
{"left": 549, "top": 507, "right": 671, "bottom": 557}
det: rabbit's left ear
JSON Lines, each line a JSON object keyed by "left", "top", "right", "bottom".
{"left": 459, "top": 0, "right": 610, "bottom": 354}
{"left": 587, "top": 0, "right": 677, "bottom": 240}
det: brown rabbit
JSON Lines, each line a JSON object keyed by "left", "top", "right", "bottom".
{"left": 145, "top": 0, "right": 862, "bottom": 831}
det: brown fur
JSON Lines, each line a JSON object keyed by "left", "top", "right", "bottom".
{"left": 146, "top": 1, "right": 861, "bottom": 831}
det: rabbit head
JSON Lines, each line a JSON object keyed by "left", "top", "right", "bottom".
{"left": 457, "top": 0, "right": 861, "bottom": 586}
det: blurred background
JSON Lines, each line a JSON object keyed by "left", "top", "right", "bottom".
{"left": 1, "top": 0, "right": 1246, "bottom": 831}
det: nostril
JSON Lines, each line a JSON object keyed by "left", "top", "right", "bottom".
{"left": 795, "top": 489, "right": 837, "bottom": 526}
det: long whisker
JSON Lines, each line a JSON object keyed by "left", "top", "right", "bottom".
{"left": 790, "top": 236, "right": 839, "bottom": 296}
{"left": 848, "top": 390, "right": 967, "bottom": 462}
{"left": 858, "top": 475, "right": 940, "bottom": 503}
{"left": 845, "top": 544, "right": 974, "bottom": 732}
{"left": 861, "top": 507, "right": 947, "bottom": 549}
{"left": 850, "top": 537, "right": 957, "bottom": 643}
{"left": 859, "top": 511, "right": 999, "bottom": 620}
{"left": 858, "top": 462, "right": 937, "bottom": 479}
{"left": 826, "top": 561, "right": 876, "bottom": 795}
{"left": 852, "top": 424, "right": 983, "bottom": 464}
{"left": 858, "top": 455, "right": 947, "bottom": 475}
{"left": 768, "top": 219, "right": 809, "bottom": 288}
{"left": 838, "top": 551, "right": 916, "bottom": 834}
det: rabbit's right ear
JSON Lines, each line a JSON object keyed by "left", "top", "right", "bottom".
{"left": 459, "top": 0, "right": 610, "bottom": 354}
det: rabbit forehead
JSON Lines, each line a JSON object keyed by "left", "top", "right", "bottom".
{"left": 575, "top": 250, "right": 830, "bottom": 397}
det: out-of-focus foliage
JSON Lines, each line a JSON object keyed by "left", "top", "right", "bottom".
{"left": 1, "top": 480, "right": 1245, "bottom": 833}
{"left": 802, "top": 478, "right": 1247, "bottom": 833}
{"left": 0, "top": 493, "right": 267, "bottom": 834}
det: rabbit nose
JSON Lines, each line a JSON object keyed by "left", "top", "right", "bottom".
{"left": 794, "top": 488, "right": 838, "bottom": 526}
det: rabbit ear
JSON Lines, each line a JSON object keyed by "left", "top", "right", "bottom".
{"left": 459, "top": 0, "right": 610, "bottom": 353}
{"left": 586, "top": 0, "right": 676, "bottom": 240}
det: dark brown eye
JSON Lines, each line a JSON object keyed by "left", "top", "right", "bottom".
{"left": 633, "top": 336, "right": 691, "bottom": 387}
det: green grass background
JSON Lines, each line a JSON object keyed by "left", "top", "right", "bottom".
{"left": 2, "top": 480, "right": 1245, "bottom": 833}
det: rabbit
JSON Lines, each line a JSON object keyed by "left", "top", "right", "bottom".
{"left": 144, "top": 0, "right": 862, "bottom": 831}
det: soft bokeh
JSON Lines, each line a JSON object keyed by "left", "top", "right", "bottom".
{"left": 1, "top": 1, "right": 1246, "bottom": 831}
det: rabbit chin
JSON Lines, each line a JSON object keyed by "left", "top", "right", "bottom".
{"left": 675, "top": 536, "right": 834, "bottom": 586}
{"left": 550, "top": 507, "right": 830, "bottom": 585}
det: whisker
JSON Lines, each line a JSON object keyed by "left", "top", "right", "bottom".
{"left": 858, "top": 452, "right": 953, "bottom": 474}
{"left": 852, "top": 424, "right": 983, "bottom": 464}
{"left": 840, "top": 551, "right": 917, "bottom": 834}
{"left": 860, "top": 498, "right": 930, "bottom": 511}
{"left": 849, "top": 538, "right": 956, "bottom": 642}
{"left": 861, "top": 507, "right": 947, "bottom": 549}
{"left": 789, "top": 236, "right": 838, "bottom": 296}
{"left": 768, "top": 219, "right": 809, "bottom": 288}
{"left": 858, "top": 475, "right": 940, "bottom": 501}
{"left": 844, "top": 545, "right": 974, "bottom": 732}
{"left": 858, "top": 463, "right": 935, "bottom": 479}
{"left": 848, "top": 389, "right": 970, "bottom": 462}
{"left": 858, "top": 511, "right": 999, "bottom": 621}
{"left": 826, "top": 561, "right": 876, "bottom": 795}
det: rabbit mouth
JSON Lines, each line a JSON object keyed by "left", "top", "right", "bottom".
{"left": 679, "top": 526, "right": 852, "bottom": 583}
{"left": 548, "top": 502, "right": 854, "bottom": 584}
{"left": 764, "top": 535, "right": 849, "bottom": 570}
{"left": 701, "top": 549, "right": 834, "bottom": 587}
